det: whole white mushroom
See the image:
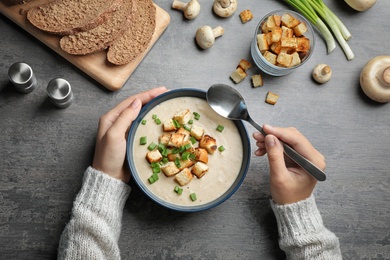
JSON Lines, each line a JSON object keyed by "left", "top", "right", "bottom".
{"left": 213, "top": 0, "right": 238, "bottom": 18}
{"left": 344, "top": 0, "right": 376, "bottom": 11}
{"left": 312, "top": 64, "right": 332, "bottom": 84}
{"left": 172, "top": 0, "right": 200, "bottom": 20}
{"left": 360, "top": 56, "right": 390, "bottom": 103}
{"left": 195, "top": 26, "right": 224, "bottom": 49}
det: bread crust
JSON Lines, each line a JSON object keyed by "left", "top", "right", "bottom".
{"left": 27, "top": 0, "right": 123, "bottom": 35}
{"left": 107, "top": 0, "right": 156, "bottom": 65}
{"left": 60, "top": 0, "right": 136, "bottom": 55}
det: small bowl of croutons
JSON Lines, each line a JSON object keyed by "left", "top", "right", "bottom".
{"left": 251, "top": 10, "right": 315, "bottom": 76}
{"left": 126, "top": 88, "right": 251, "bottom": 212}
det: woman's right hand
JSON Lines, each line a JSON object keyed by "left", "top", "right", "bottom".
{"left": 253, "top": 125, "right": 326, "bottom": 205}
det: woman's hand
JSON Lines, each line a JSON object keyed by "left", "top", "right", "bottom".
{"left": 253, "top": 125, "right": 326, "bottom": 205}
{"left": 92, "top": 87, "right": 167, "bottom": 183}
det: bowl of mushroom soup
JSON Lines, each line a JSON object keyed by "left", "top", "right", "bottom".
{"left": 126, "top": 88, "right": 250, "bottom": 212}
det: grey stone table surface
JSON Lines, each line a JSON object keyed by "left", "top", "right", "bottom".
{"left": 1, "top": 0, "right": 389, "bottom": 259}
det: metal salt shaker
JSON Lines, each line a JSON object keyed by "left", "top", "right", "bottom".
{"left": 8, "top": 62, "right": 38, "bottom": 93}
{"left": 47, "top": 78, "right": 73, "bottom": 108}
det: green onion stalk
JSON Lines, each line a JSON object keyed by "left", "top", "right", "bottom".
{"left": 284, "top": 0, "right": 354, "bottom": 60}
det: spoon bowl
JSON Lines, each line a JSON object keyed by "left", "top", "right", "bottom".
{"left": 206, "top": 84, "right": 326, "bottom": 181}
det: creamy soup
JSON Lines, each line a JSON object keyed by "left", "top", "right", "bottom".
{"left": 132, "top": 96, "right": 244, "bottom": 206}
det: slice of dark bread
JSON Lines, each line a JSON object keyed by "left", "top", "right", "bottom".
{"left": 59, "top": 0, "right": 135, "bottom": 55}
{"left": 107, "top": 0, "right": 156, "bottom": 65}
{"left": 27, "top": 0, "right": 122, "bottom": 35}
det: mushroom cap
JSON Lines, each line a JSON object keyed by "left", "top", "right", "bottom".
{"left": 360, "top": 56, "right": 390, "bottom": 103}
{"left": 213, "top": 0, "right": 238, "bottom": 18}
{"left": 196, "top": 26, "right": 215, "bottom": 49}
{"left": 312, "top": 64, "right": 332, "bottom": 84}
{"left": 344, "top": 0, "right": 376, "bottom": 11}
{"left": 184, "top": 0, "right": 200, "bottom": 19}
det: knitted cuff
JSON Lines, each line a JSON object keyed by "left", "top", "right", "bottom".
{"left": 270, "top": 195, "right": 324, "bottom": 240}
{"left": 74, "top": 167, "right": 131, "bottom": 219}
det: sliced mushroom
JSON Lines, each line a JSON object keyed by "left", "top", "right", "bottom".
{"left": 213, "top": 0, "right": 238, "bottom": 18}
{"left": 360, "top": 56, "right": 390, "bottom": 103}
{"left": 312, "top": 64, "right": 332, "bottom": 84}
{"left": 172, "top": 0, "right": 200, "bottom": 20}
{"left": 195, "top": 26, "right": 224, "bottom": 49}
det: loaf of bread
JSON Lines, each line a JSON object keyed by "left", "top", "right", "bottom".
{"left": 59, "top": 0, "right": 136, "bottom": 55}
{"left": 27, "top": 0, "right": 122, "bottom": 35}
{"left": 107, "top": 0, "right": 156, "bottom": 65}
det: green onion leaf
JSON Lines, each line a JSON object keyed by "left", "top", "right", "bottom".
{"left": 152, "top": 114, "right": 157, "bottom": 119}
{"left": 190, "top": 136, "right": 197, "bottom": 144}
{"left": 174, "top": 185, "right": 183, "bottom": 195}
{"left": 147, "top": 142, "right": 157, "bottom": 151}
{"left": 190, "top": 193, "right": 197, "bottom": 201}
{"left": 140, "top": 136, "right": 147, "bottom": 145}
{"left": 174, "top": 157, "right": 181, "bottom": 168}
{"left": 193, "top": 112, "right": 200, "bottom": 120}
{"left": 188, "top": 119, "right": 193, "bottom": 125}
{"left": 218, "top": 146, "right": 225, "bottom": 152}
{"left": 141, "top": 119, "right": 147, "bottom": 125}
{"left": 173, "top": 119, "right": 181, "bottom": 128}
{"left": 183, "top": 124, "right": 191, "bottom": 131}
{"left": 216, "top": 124, "right": 224, "bottom": 132}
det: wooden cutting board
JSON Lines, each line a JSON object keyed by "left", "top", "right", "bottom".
{"left": 0, "top": 0, "right": 170, "bottom": 91}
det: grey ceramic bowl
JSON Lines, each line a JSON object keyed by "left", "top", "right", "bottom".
{"left": 126, "top": 88, "right": 251, "bottom": 212}
{"left": 251, "top": 10, "right": 315, "bottom": 76}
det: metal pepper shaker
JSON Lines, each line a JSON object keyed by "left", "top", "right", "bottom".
{"left": 8, "top": 62, "right": 38, "bottom": 93}
{"left": 46, "top": 78, "right": 73, "bottom": 108}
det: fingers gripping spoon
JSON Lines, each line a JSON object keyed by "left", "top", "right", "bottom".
{"left": 206, "top": 84, "right": 326, "bottom": 181}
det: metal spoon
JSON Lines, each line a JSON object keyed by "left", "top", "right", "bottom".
{"left": 206, "top": 84, "right": 326, "bottom": 181}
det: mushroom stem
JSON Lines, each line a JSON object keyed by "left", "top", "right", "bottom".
{"left": 321, "top": 66, "right": 331, "bottom": 76}
{"left": 382, "top": 67, "right": 390, "bottom": 85}
{"left": 212, "top": 26, "right": 225, "bottom": 38}
{"left": 172, "top": 0, "right": 186, "bottom": 9}
{"left": 221, "top": 0, "right": 231, "bottom": 8}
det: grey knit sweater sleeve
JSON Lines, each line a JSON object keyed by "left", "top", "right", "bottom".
{"left": 270, "top": 195, "right": 342, "bottom": 260}
{"left": 58, "top": 167, "right": 131, "bottom": 260}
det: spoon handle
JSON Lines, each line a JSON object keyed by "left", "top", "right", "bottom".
{"left": 247, "top": 117, "right": 326, "bottom": 181}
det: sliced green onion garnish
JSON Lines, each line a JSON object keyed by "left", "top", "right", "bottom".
{"left": 173, "top": 119, "right": 181, "bottom": 128}
{"left": 190, "top": 193, "right": 197, "bottom": 201}
{"left": 193, "top": 112, "right": 200, "bottom": 120}
{"left": 183, "top": 124, "right": 191, "bottom": 131}
{"left": 148, "top": 173, "right": 159, "bottom": 184}
{"left": 152, "top": 114, "right": 157, "bottom": 119}
{"left": 147, "top": 142, "right": 157, "bottom": 151}
{"left": 154, "top": 118, "right": 161, "bottom": 125}
{"left": 190, "top": 136, "right": 197, "bottom": 144}
{"left": 162, "top": 157, "right": 169, "bottom": 164}
{"left": 182, "top": 151, "right": 191, "bottom": 160}
{"left": 152, "top": 166, "right": 160, "bottom": 174}
{"left": 171, "top": 147, "right": 180, "bottom": 154}
{"left": 216, "top": 124, "right": 224, "bottom": 132}
{"left": 141, "top": 119, "right": 147, "bottom": 125}
{"left": 174, "top": 157, "right": 181, "bottom": 168}
{"left": 140, "top": 136, "right": 147, "bottom": 145}
{"left": 174, "top": 185, "right": 183, "bottom": 195}
{"left": 184, "top": 143, "right": 192, "bottom": 150}
{"left": 218, "top": 146, "right": 225, "bottom": 152}
{"left": 188, "top": 119, "right": 193, "bottom": 125}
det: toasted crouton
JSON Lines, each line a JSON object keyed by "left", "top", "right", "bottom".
{"left": 280, "top": 37, "right": 297, "bottom": 49}
{"left": 296, "top": 37, "right": 310, "bottom": 52}
{"left": 263, "top": 51, "right": 277, "bottom": 65}
{"left": 240, "top": 10, "right": 253, "bottom": 23}
{"left": 176, "top": 127, "right": 190, "bottom": 143}
{"left": 194, "top": 148, "right": 208, "bottom": 163}
{"left": 168, "top": 133, "right": 187, "bottom": 147}
{"left": 238, "top": 59, "right": 252, "bottom": 71}
{"left": 271, "top": 27, "right": 282, "bottom": 43}
{"left": 251, "top": 74, "right": 263, "bottom": 88}
{"left": 146, "top": 150, "right": 162, "bottom": 163}
{"left": 174, "top": 109, "right": 191, "bottom": 125}
{"left": 257, "top": 34, "right": 269, "bottom": 52}
{"left": 293, "top": 22, "right": 308, "bottom": 36}
{"left": 281, "top": 26, "right": 294, "bottom": 38}
{"left": 265, "top": 91, "right": 279, "bottom": 105}
{"left": 159, "top": 133, "right": 171, "bottom": 146}
{"left": 230, "top": 67, "right": 247, "bottom": 84}
{"left": 163, "top": 118, "right": 177, "bottom": 132}
{"left": 199, "top": 135, "right": 217, "bottom": 154}
{"left": 167, "top": 153, "right": 180, "bottom": 162}
{"left": 281, "top": 13, "right": 300, "bottom": 28}
{"left": 192, "top": 162, "right": 209, "bottom": 178}
{"left": 277, "top": 53, "right": 293, "bottom": 67}
{"left": 290, "top": 52, "right": 301, "bottom": 67}
{"left": 190, "top": 124, "right": 203, "bottom": 141}
{"left": 178, "top": 159, "right": 195, "bottom": 170}
{"left": 270, "top": 42, "right": 282, "bottom": 55}
{"left": 161, "top": 161, "right": 180, "bottom": 177}
{"left": 175, "top": 168, "right": 193, "bottom": 186}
